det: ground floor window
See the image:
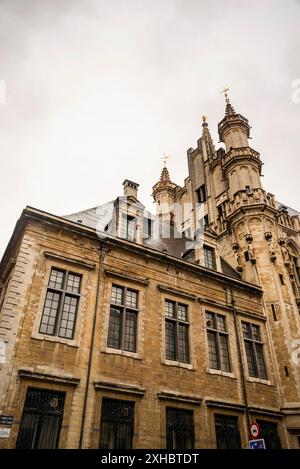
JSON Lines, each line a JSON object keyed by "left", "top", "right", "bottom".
{"left": 16, "top": 388, "right": 65, "bottom": 449}
{"left": 256, "top": 420, "right": 281, "bottom": 449}
{"left": 166, "top": 407, "right": 194, "bottom": 449}
{"left": 99, "top": 398, "right": 134, "bottom": 449}
{"left": 214, "top": 414, "right": 241, "bottom": 449}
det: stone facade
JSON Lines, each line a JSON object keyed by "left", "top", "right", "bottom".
{"left": 0, "top": 96, "right": 299, "bottom": 449}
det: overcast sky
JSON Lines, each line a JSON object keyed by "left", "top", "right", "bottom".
{"left": 0, "top": 0, "right": 299, "bottom": 258}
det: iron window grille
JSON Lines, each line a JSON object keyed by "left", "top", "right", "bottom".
{"left": 166, "top": 408, "right": 194, "bottom": 449}
{"left": 99, "top": 398, "right": 134, "bottom": 449}
{"left": 107, "top": 285, "right": 139, "bottom": 352}
{"left": 242, "top": 322, "right": 267, "bottom": 380}
{"left": 165, "top": 300, "right": 190, "bottom": 363}
{"left": 39, "top": 268, "right": 81, "bottom": 339}
{"left": 256, "top": 420, "right": 281, "bottom": 449}
{"left": 16, "top": 388, "right": 65, "bottom": 449}
{"left": 206, "top": 312, "right": 231, "bottom": 372}
{"left": 214, "top": 414, "right": 241, "bottom": 449}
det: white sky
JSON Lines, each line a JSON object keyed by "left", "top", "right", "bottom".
{"left": 0, "top": 0, "right": 299, "bottom": 258}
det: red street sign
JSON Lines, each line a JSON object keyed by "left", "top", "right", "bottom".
{"left": 250, "top": 422, "right": 260, "bottom": 439}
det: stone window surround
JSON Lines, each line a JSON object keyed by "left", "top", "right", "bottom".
{"left": 31, "top": 252, "right": 94, "bottom": 348}
{"left": 203, "top": 308, "right": 237, "bottom": 379}
{"left": 239, "top": 318, "right": 273, "bottom": 386}
{"left": 100, "top": 275, "right": 147, "bottom": 361}
{"left": 159, "top": 290, "right": 196, "bottom": 371}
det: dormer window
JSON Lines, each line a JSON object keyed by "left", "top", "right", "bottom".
{"left": 204, "top": 245, "right": 217, "bottom": 270}
{"left": 143, "top": 218, "right": 153, "bottom": 239}
{"left": 120, "top": 214, "right": 136, "bottom": 241}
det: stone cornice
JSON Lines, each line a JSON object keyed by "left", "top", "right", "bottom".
{"left": 18, "top": 369, "right": 80, "bottom": 387}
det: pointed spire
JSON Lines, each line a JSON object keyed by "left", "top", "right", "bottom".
{"left": 201, "top": 115, "right": 216, "bottom": 158}
{"left": 220, "top": 86, "right": 236, "bottom": 116}
{"left": 159, "top": 166, "right": 172, "bottom": 184}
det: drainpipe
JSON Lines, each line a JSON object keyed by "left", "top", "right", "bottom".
{"left": 230, "top": 287, "right": 251, "bottom": 433}
{"left": 79, "top": 243, "right": 105, "bottom": 448}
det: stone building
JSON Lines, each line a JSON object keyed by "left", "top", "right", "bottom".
{"left": 0, "top": 94, "right": 299, "bottom": 449}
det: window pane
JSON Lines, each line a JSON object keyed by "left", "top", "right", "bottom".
{"left": 165, "top": 320, "right": 176, "bottom": 360}
{"left": 58, "top": 295, "right": 78, "bottom": 339}
{"left": 245, "top": 341, "right": 258, "bottom": 377}
{"left": 204, "top": 246, "right": 216, "bottom": 270}
{"left": 252, "top": 325, "right": 261, "bottom": 342}
{"left": 165, "top": 301, "right": 175, "bottom": 319}
{"left": 111, "top": 285, "right": 123, "bottom": 305}
{"left": 99, "top": 399, "right": 134, "bottom": 449}
{"left": 66, "top": 273, "right": 81, "bottom": 294}
{"left": 123, "top": 311, "right": 137, "bottom": 352}
{"left": 127, "top": 218, "right": 136, "bottom": 241}
{"left": 242, "top": 322, "right": 251, "bottom": 339}
{"left": 255, "top": 343, "right": 267, "bottom": 379}
{"left": 217, "top": 315, "right": 226, "bottom": 332}
{"left": 207, "top": 331, "right": 219, "bottom": 369}
{"left": 39, "top": 291, "right": 60, "bottom": 335}
{"left": 219, "top": 334, "right": 231, "bottom": 372}
{"left": 126, "top": 289, "right": 137, "bottom": 309}
{"left": 206, "top": 312, "right": 215, "bottom": 328}
{"left": 48, "top": 269, "right": 64, "bottom": 290}
{"left": 178, "top": 304, "right": 188, "bottom": 322}
{"left": 107, "top": 307, "right": 122, "bottom": 349}
{"left": 178, "top": 324, "right": 189, "bottom": 363}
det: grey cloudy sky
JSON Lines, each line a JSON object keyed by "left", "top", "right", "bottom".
{"left": 0, "top": 0, "right": 299, "bottom": 258}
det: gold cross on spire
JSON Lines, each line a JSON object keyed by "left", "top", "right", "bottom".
{"left": 220, "top": 86, "right": 230, "bottom": 104}
{"left": 161, "top": 153, "right": 171, "bottom": 167}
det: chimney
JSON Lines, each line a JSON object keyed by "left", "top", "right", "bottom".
{"left": 123, "top": 179, "right": 139, "bottom": 199}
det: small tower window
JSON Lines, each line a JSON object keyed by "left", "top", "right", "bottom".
{"left": 196, "top": 184, "right": 207, "bottom": 204}
{"left": 279, "top": 274, "right": 285, "bottom": 286}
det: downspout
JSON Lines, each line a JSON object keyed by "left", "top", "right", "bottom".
{"left": 79, "top": 243, "right": 105, "bottom": 448}
{"left": 230, "top": 287, "right": 251, "bottom": 433}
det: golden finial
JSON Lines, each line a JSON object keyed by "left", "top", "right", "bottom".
{"left": 202, "top": 115, "right": 207, "bottom": 123}
{"left": 161, "top": 153, "right": 171, "bottom": 167}
{"left": 220, "top": 86, "right": 230, "bottom": 104}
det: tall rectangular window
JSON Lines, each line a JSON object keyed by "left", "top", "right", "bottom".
{"left": 215, "top": 415, "right": 241, "bottom": 449}
{"left": 165, "top": 300, "right": 189, "bottom": 363}
{"left": 107, "top": 285, "right": 138, "bottom": 352}
{"left": 204, "top": 246, "right": 216, "bottom": 270}
{"left": 120, "top": 214, "right": 136, "bottom": 241}
{"left": 16, "top": 388, "right": 65, "bottom": 449}
{"left": 206, "top": 312, "right": 231, "bottom": 372}
{"left": 196, "top": 184, "right": 207, "bottom": 203}
{"left": 242, "top": 322, "right": 267, "bottom": 379}
{"left": 166, "top": 408, "right": 194, "bottom": 449}
{"left": 39, "top": 268, "right": 81, "bottom": 339}
{"left": 99, "top": 399, "right": 134, "bottom": 449}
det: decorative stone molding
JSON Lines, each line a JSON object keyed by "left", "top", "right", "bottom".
{"left": 232, "top": 243, "right": 243, "bottom": 272}
{"left": 245, "top": 234, "right": 256, "bottom": 264}
{"left": 264, "top": 232, "right": 277, "bottom": 263}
